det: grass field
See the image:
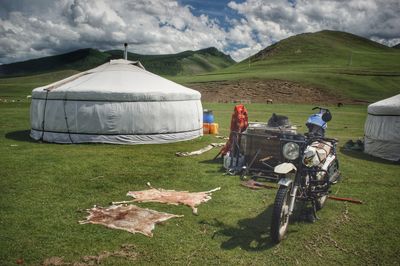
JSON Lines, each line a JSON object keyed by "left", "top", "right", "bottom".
{"left": 1, "top": 100, "right": 399, "bottom": 265}
{"left": 1, "top": 30, "right": 399, "bottom": 265}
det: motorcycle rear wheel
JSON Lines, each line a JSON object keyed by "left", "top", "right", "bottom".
{"left": 271, "top": 185, "right": 291, "bottom": 243}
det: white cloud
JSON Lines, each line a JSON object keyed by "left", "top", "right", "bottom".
{"left": 0, "top": 0, "right": 228, "bottom": 63}
{"left": 229, "top": 43, "right": 263, "bottom": 63}
{"left": 226, "top": 0, "right": 400, "bottom": 60}
{"left": 0, "top": 0, "right": 399, "bottom": 64}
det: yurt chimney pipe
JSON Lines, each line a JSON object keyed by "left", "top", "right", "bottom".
{"left": 124, "top": 43, "right": 128, "bottom": 60}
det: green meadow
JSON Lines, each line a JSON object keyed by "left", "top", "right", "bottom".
{"left": 1, "top": 98, "right": 399, "bottom": 265}
{"left": 1, "top": 30, "right": 399, "bottom": 265}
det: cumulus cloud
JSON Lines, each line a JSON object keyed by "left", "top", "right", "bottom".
{"left": 0, "top": 0, "right": 399, "bottom": 64}
{"left": 0, "top": 0, "right": 228, "bottom": 63}
{"left": 226, "top": 0, "right": 400, "bottom": 60}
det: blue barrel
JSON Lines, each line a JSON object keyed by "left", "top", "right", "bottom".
{"left": 203, "top": 109, "right": 214, "bottom": 123}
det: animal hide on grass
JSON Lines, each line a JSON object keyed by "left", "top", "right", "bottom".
{"left": 113, "top": 186, "right": 221, "bottom": 214}
{"left": 175, "top": 143, "right": 225, "bottom": 157}
{"left": 79, "top": 204, "right": 182, "bottom": 237}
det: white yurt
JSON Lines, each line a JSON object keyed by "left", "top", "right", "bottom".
{"left": 30, "top": 59, "right": 203, "bottom": 144}
{"left": 364, "top": 94, "right": 400, "bottom": 161}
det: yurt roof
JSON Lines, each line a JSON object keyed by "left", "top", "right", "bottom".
{"left": 367, "top": 94, "right": 400, "bottom": 116}
{"left": 32, "top": 59, "right": 201, "bottom": 102}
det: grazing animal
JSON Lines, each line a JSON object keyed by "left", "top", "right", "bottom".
{"left": 337, "top": 102, "right": 343, "bottom": 107}
{"left": 267, "top": 98, "right": 273, "bottom": 104}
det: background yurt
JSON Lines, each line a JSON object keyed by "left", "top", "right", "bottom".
{"left": 364, "top": 94, "right": 400, "bottom": 161}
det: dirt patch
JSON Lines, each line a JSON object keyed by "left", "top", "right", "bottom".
{"left": 188, "top": 79, "right": 355, "bottom": 104}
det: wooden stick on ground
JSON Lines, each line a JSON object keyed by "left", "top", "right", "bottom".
{"left": 328, "top": 195, "right": 363, "bottom": 204}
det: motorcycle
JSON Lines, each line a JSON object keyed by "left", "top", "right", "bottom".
{"left": 270, "top": 107, "right": 341, "bottom": 243}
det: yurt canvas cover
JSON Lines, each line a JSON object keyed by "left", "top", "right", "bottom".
{"left": 364, "top": 94, "right": 400, "bottom": 161}
{"left": 30, "top": 59, "right": 203, "bottom": 144}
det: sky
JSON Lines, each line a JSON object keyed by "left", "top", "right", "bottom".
{"left": 0, "top": 0, "right": 399, "bottom": 64}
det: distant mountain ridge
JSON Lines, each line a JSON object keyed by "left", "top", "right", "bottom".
{"left": 246, "top": 30, "right": 395, "bottom": 64}
{"left": 107, "top": 47, "right": 235, "bottom": 76}
{"left": 0, "top": 47, "right": 235, "bottom": 77}
{"left": 0, "top": 49, "right": 108, "bottom": 78}
{"left": 1, "top": 30, "right": 398, "bottom": 103}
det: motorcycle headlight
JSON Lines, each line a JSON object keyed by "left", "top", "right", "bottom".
{"left": 282, "top": 142, "right": 300, "bottom": 160}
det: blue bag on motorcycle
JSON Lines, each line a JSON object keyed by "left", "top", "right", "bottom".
{"left": 306, "top": 109, "right": 331, "bottom": 137}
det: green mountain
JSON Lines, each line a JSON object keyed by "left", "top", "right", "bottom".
{"left": 243, "top": 30, "right": 396, "bottom": 70}
{"left": 393, "top": 43, "right": 400, "bottom": 49}
{"left": 1, "top": 30, "right": 398, "bottom": 102}
{"left": 172, "top": 30, "right": 400, "bottom": 102}
{"left": 0, "top": 47, "right": 235, "bottom": 77}
{"left": 107, "top": 47, "right": 235, "bottom": 76}
{"left": 0, "top": 49, "right": 110, "bottom": 78}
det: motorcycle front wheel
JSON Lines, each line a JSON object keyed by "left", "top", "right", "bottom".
{"left": 271, "top": 185, "right": 291, "bottom": 243}
{"left": 316, "top": 195, "right": 327, "bottom": 211}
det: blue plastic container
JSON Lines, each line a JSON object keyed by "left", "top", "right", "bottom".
{"left": 203, "top": 109, "right": 215, "bottom": 123}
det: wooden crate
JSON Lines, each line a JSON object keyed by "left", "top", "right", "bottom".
{"left": 240, "top": 123, "right": 297, "bottom": 169}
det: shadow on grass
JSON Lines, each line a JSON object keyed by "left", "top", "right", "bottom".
{"left": 199, "top": 158, "right": 227, "bottom": 174}
{"left": 340, "top": 147, "right": 400, "bottom": 165}
{"left": 5, "top": 130, "right": 36, "bottom": 143}
{"left": 201, "top": 205, "right": 275, "bottom": 251}
{"left": 199, "top": 157, "right": 223, "bottom": 165}
{"left": 201, "top": 202, "right": 316, "bottom": 251}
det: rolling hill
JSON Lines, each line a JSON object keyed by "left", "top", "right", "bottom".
{"left": 107, "top": 47, "right": 235, "bottom": 76}
{"left": 0, "top": 49, "right": 109, "bottom": 78}
{"left": 0, "top": 30, "right": 399, "bottom": 102}
{"left": 0, "top": 47, "right": 235, "bottom": 77}
{"left": 246, "top": 30, "right": 394, "bottom": 68}
{"left": 173, "top": 30, "right": 400, "bottom": 102}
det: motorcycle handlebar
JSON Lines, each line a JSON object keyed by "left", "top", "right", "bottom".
{"left": 312, "top": 106, "right": 330, "bottom": 112}
{"left": 323, "top": 137, "right": 338, "bottom": 143}
{"left": 308, "top": 136, "right": 338, "bottom": 143}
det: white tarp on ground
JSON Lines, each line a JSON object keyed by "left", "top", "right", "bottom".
{"left": 364, "top": 94, "right": 400, "bottom": 161}
{"left": 30, "top": 59, "right": 203, "bottom": 144}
